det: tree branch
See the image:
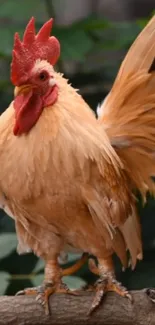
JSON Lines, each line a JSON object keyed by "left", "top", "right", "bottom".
{"left": 0, "top": 290, "right": 154, "bottom": 325}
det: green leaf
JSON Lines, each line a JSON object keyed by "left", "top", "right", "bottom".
{"left": 63, "top": 276, "right": 87, "bottom": 289}
{"left": 0, "top": 0, "right": 50, "bottom": 57}
{"left": 0, "top": 0, "right": 47, "bottom": 21}
{"left": 32, "top": 274, "right": 43, "bottom": 287}
{"left": 32, "top": 274, "right": 86, "bottom": 290}
{"left": 67, "top": 253, "right": 83, "bottom": 263}
{"left": 0, "top": 25, "right": 26, "bottom": 57}
{"left": 0, "top": 28, "right": 15, "bottom": 56}
{"left": 0, "top": 233, "right": 17, "bottom": 259}
{"left": 55, "top": 27, "right": 94, "bottom": 61}
{"left": 136, "top": 18, "right": 149, "bottom": 29}
{"left": 69, "top": 16, "right": 111, "bottom": 32}
{"left": 0, "top": 272, "right": 9, "bottom": 295}
{"left": 100, "top": 21, "right": 142, "bottom": 51}
{"left": 33, "top": 259, "right": 44, "bottom": 273}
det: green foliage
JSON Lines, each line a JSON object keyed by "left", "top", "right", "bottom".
{"left": 0, "top": 0, "right": 151, "bottom": 110}
{"left": 0, "top": 233, "right": 17, "bottom": 259}
{"left": 0, "top": 0, "right": 151, "bottom": 108}
{"left": 0, "top": 272, "right": 9, "bottom": 295}
{"left": 0, "top": 1, "right": 150, "bottom": 66}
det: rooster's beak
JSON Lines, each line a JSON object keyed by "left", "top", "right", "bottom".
{"left": 14, "top": 84, "right": 33, "bottom": 97}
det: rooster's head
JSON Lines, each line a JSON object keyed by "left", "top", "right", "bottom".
{"left": 11, "top": 17, "right": 60, "bottom": 136}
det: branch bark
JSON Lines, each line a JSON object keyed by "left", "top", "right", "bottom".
{"left": 0, "top": 290, "right": 155, "bottom": 325}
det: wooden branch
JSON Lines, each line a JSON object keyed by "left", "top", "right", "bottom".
{"left": 0, "top": 290, "right": 155, "bottom": 325}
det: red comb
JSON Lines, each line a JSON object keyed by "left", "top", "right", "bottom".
{"left": 11, "top": 17, "right": 60, "bottom": 86}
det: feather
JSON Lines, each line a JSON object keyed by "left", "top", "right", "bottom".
{"left": 99, "top": 16, "right": 155, "bottom": 202}
{"left": 119, "top": 208, "right": 142, "bottom": 270}
{"left": 116, "top": 15, "right": 155, "bottom": 80}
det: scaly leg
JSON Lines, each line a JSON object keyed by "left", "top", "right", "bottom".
{"left": 16, "top": 253, "right": 88, "bottom": 315}
{"left": 88, "top": 256, "right": 132, "bottom": 314}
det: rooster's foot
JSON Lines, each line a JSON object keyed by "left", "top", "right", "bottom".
{"left": 88, "top": 276, "right": 132, "bottom": 314}
{"left": 87, "top": 258, "right": 132, "bottom": 315}
{"left": 16, "top": 281, "right": 77, "bottom": 315}
{"left": 87, "top": 276, "right": 132, "bottom": 314}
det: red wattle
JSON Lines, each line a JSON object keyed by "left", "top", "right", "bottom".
{"left": 13, "top": 90, "right": 43, "bottom": 136}
{"left": 13, "top": 85, "right": 58, "bottom": 136}
{"left": 43, "top": 85, "right": 58, "bottom": 107}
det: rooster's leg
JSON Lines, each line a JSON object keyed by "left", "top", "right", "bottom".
{"left": 88, "top": 257, "right": 132, "bottom": 314}
{"left": 16, "top": 253, "right": 88, "bottom": 315}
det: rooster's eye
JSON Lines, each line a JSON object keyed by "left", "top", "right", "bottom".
{"left": 38, "top": 71, "right": 48, "bottom": 81}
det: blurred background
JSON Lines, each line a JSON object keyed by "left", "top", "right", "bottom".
{"left": 0, "top": 0, "right": 155, "bottom": 295}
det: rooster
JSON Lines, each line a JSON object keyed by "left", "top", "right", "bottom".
{"left": 1, "top": 16, "right": 155, "bottom": 315}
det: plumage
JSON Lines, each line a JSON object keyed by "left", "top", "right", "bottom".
{"left": 98, "top": 15, "right": 155, "bottom": 202}
{"left": 0, "top": 75, "right": 134, "bottom": 264}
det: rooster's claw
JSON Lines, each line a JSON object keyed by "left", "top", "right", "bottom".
{"left": 15, "top": 282, "right": 77, "bottom": 315}
{"left": 88, "top": 276, "right": 132, "bottom": 315}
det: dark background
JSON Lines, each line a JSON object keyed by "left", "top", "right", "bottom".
{"left": 0, "top": 0, "right": 154, "bottom": 295}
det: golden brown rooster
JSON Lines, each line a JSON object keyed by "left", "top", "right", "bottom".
{"left": 1, "top": 16, "right": 155, "bottom": 315}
